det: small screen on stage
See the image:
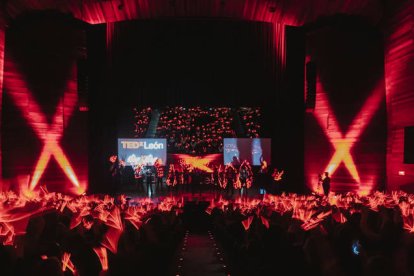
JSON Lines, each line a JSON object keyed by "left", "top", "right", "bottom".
{"left": 118, "top": 138, "right": 167, "bottom": 166}
{"left": 223, "top": 138, "right": 271, "bottom": 166}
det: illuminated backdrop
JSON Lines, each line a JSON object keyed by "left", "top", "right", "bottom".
{"left": 1, "top": 1, "right": 412, "bottom": 194}
{"left": 304, "top": 16, "right": 386, "bottom": 194}
{"left": 2, "top": 13, "right": 88, "bottom": 194}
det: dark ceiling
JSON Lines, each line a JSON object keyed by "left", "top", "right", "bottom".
{"left": 0, "top": 0, "right": 401, "bottom": 26}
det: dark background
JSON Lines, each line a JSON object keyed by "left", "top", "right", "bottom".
{"left": 87, "top": 19, "right": 305, "bottom": 193}
{"left": 405, "top": 126, "right": 414, "bottom": 164}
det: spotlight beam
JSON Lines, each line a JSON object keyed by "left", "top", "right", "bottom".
{"left": 4, "top": 60, "right": 80, "bottom": 192}
{"left": 314, "top": 79, "right": 383, "bottom": 185}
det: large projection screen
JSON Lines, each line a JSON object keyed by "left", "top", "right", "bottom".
{"left": 223, "top": 138, "right": 271, "bottom": 166}
{"left": 118, "top": 138, "right": 167, "bottom": 166}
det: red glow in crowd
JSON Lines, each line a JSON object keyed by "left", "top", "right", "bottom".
{"left": 2, "top": 188, "right": 414, "bottom": 272}
{"left": 206, "top": 191, "right": 414, "bottom": 234}
{"left": 0, "top": 189, "right": 184, "bottom": 272}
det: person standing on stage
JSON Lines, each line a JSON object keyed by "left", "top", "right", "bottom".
{"left": 258, "top": 157, "right": 268, "bottom": 193}
{"left": 166, "top": 164, "right": 177, "bottom": 192}
{"left": 184, "top": 166, "right": 191, "bottom": 192}
{"left": 154, "top": 159, "right": 164, "bottom": 194}
{"left": 134, "top": 164, "right": 144, "bottom": 193}
{"left": 239, "top": 161, "right": 252, "bottom": 197}
{"left": 317, "top": 173, "right": 323, "bottom": 194}
{"left": 176, "top": 163, "right": 184, "bottom": 194}
{"left": 322, "top": 172, "right": 331, "bottom": 195}
{"left": 271, "top": 168, "right": 284, "bottom": 194}
{"left": 225, "top": 164, "right": 236, "bottom": 197}
{"left": 145, "top": 163, "right": 153, "bottom": 196}
{"left": 231, "top": 156, "right": 241, "bottom": 171}
{"left": 213, "top": 165, "right": 220, "bottom": 193}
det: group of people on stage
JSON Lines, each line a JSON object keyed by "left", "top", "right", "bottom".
{"left": 109, "top": 155, "right": 163, "bottom": 195}
{"left": 131, "top": 158, "right": 164, "bottom": 195}
{"left": 109, "top": 155, "right": 285, "bottom": 196}
{"left": 111, "top": 153, "right": 335, "bottom": 197}
{"left": 163, "top": 156, "right": 255, "bottom": 196}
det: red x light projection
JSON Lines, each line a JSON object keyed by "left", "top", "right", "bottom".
{"left": 313, "top": 78, "right": 384, "bottom": 195}
{"left": 3, "top": 60, "right": 85, "bottom": 195}
{"left": 171, "top": 154, "right": 222, "bottom": 173}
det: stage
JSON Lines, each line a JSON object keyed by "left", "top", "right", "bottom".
{"left": 0, "top": 1, "right": 414, "bottom": 275}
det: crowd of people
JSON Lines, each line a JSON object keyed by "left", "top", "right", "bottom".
{"left": 131, "top": 106, "right": 263, "bottom": 153}
{"left": 238, "top": 107, "right": 262, "bottom": 138}
{"left": 156, "top": 106, "right": 235, "bottom": 153}
{"left": 3, "top": 188, "right": 414, "bottom": 275}
{"left": 0, "top": 189, "right": 184, "bottom": 276}
{"left": 207, "top": 191, "right": 414, "bottom": 275}
{"left": 132, "top": 107, "right": 152, "bottom": 137}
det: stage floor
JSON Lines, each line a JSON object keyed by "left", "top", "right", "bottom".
{"left": 116, "top": 184, "right": 263, "bottom": 201}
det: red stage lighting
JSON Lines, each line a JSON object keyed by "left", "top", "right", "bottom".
{"left": 4, "top": 60, "right": 84, "bottom": 194}
{"left": 174, "top": 154, "right": 221, "bottom": 173}
{"left": 313, "top": 78, "right": 384, "bottom": 193}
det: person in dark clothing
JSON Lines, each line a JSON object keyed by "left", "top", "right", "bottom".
{"left": 212, "top": 165, "right": 220, "bottom": 194}
{"left": 144, "top": 165, "right": 153, "bottom": 196}
{"left": 155, "top": 162, "right": 164, "bottom": 194}
{"left": 239, "top": 161, "right": 252, "bottom": 197}
{"left": 225, "top": 164, "right": 236, "bottom": 197}
{"left": 134, "top": 164, "right": 144, "bottom": 193}
{"left": 322, "top": 172, "right": 331, "bottom": 195}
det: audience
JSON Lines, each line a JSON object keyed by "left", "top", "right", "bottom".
{"left": 3, "top": 189, "right": 414, "bottom": 275}
{"left": 133, "top": 107, "right": 152, "bottom": 137}
{"left": 156, "top": 106, "right": 235, "bottom": 153}
{"left": 133, "top": 106, "right": 264, "bottom": 154}
{"left": 0, "top": 190, "right": 184, "bottom": 276}
{"left": 238, "top": 107, "right": 261, "bottom": 138}
{"left": 206, "top": 191, "right": 414, "bottom": 275}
